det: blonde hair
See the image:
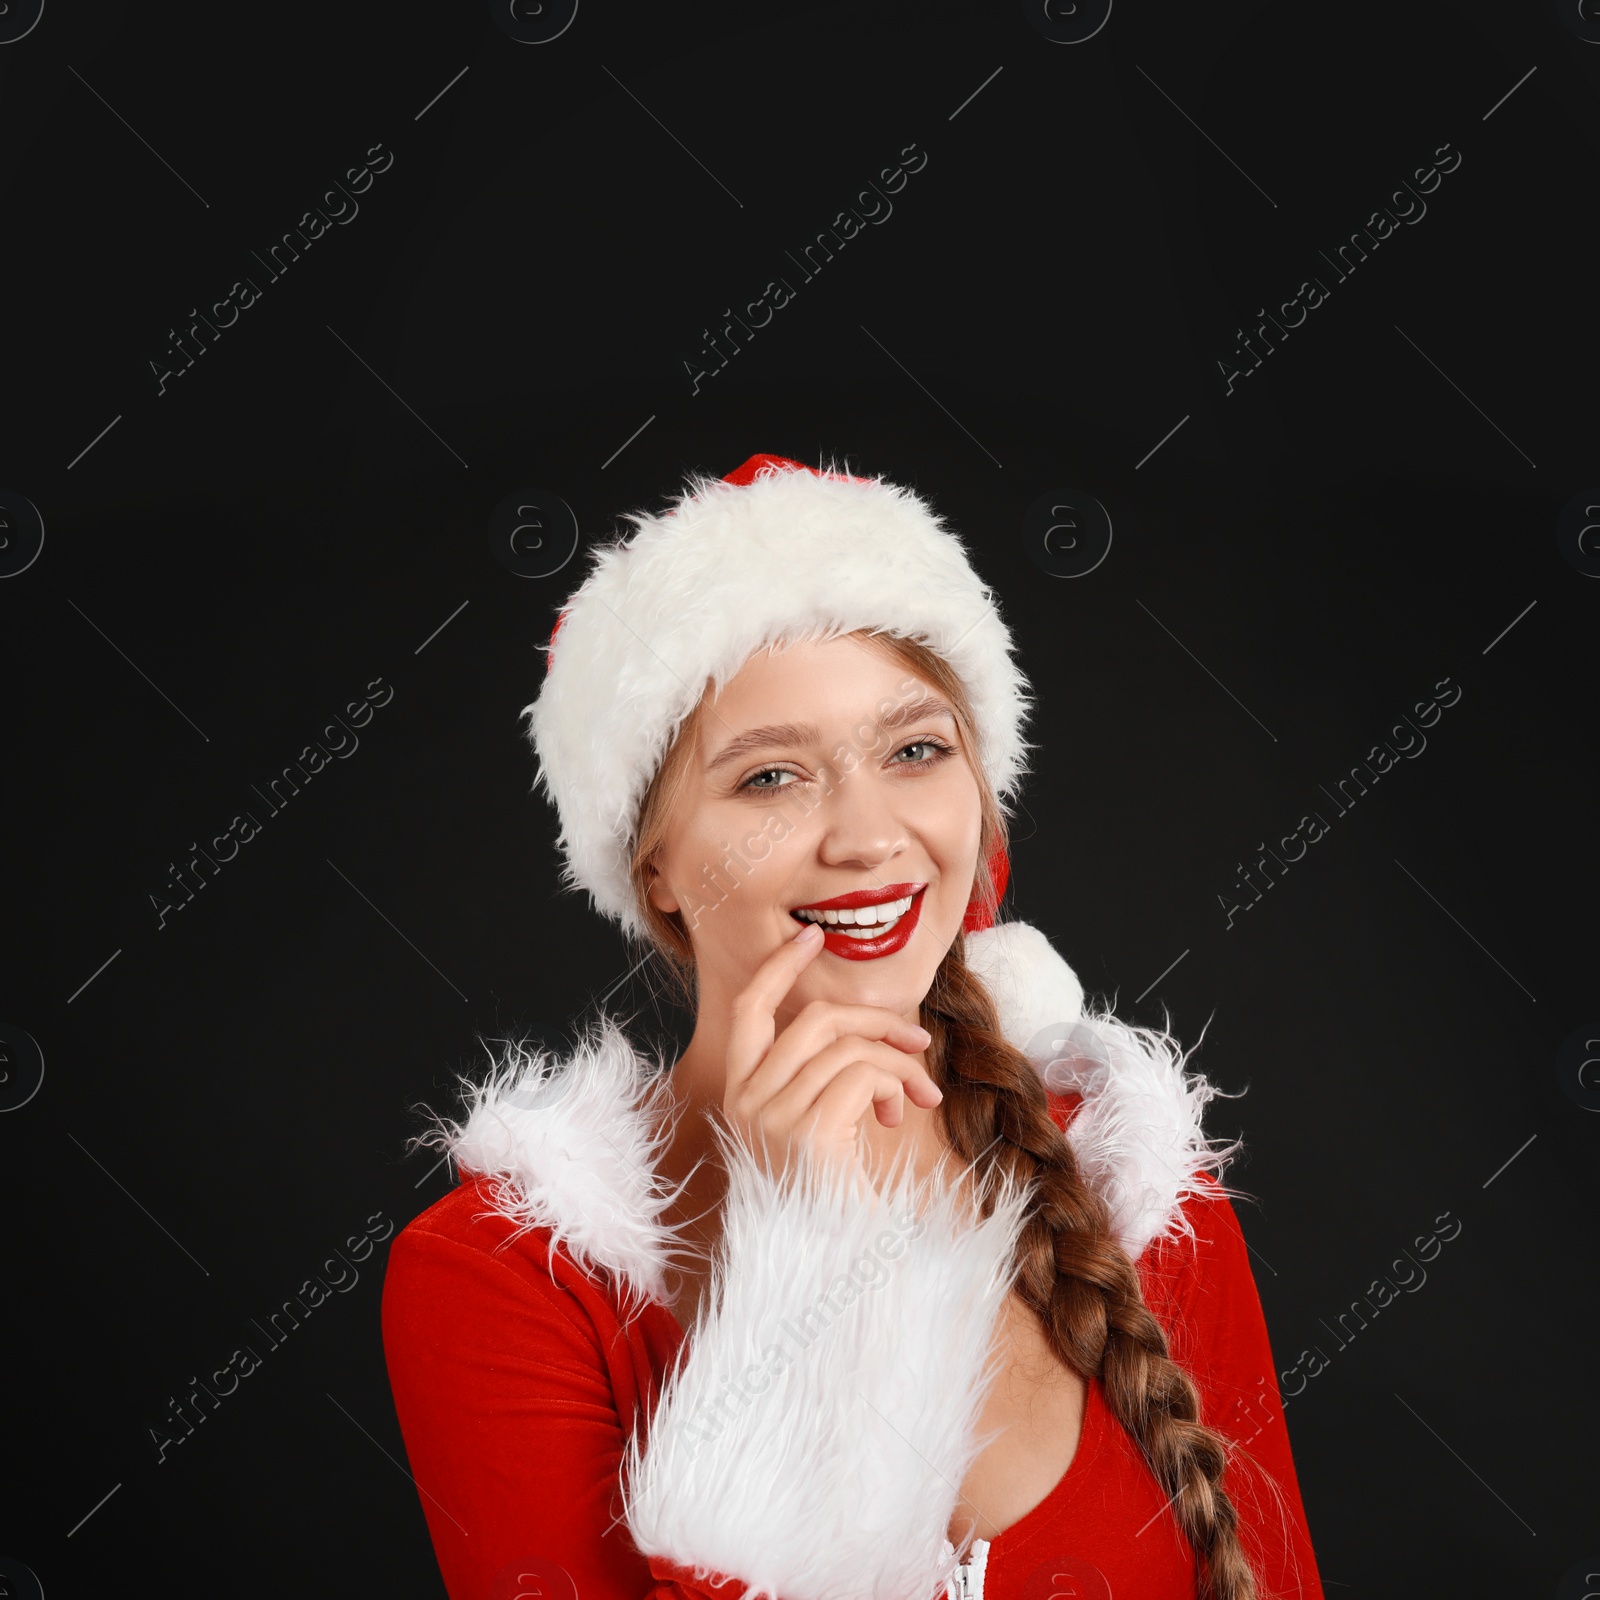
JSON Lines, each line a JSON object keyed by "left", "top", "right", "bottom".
{"left": 626, "top": 628, "right": 1257, "bottom": 1598}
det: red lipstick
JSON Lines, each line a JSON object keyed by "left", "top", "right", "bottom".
{"left": 790, "top": 883, "right": 927, "bottom": 962}
{"left": 792, "top": 882, "right": 924, "bottom": 912}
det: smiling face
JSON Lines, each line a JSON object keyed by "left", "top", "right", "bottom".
{"left": 641, "top": 631, "right": 988, "bottom": 1030}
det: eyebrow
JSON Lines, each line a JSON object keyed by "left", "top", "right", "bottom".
{"left": 704, "top": 695, "right": 958, "bottom": 775}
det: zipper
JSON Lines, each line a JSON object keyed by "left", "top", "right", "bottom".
{"left": 941, "top": 1537, "right": 991, "bottom": 1600}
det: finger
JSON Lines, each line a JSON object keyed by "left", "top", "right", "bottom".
{"left": 725, "top": 921, "right": 825, "bottom": 1091}
{"left": 809, "top": 1060, "right": 912, "bottom": 1136}
{"left": 762, "top": 1003, "right": 931, "bottom": 1090}
{"left": 760, "top": 1018, "right": 939, "bottom": 1105}
{"left": 764, "top": 1038, "right": 940, "bottom": 1129}
{"left": 737, "top": 998, "right": 932, "bottom": 1111}
{"left": 784, "top": 1063, "right": 904, "bottom": 1166}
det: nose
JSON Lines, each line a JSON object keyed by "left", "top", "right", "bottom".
{"left": 815, "top": 760, "right": 909, "bottom": 872}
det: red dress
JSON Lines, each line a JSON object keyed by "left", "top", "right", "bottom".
{"left": 383, "top": 1067, "right": 1324, "bottom": 1600}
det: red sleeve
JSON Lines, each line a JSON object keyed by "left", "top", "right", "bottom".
{"left": 1137, "top": 1180, "right": 1325, "bottom": 1600}
{"left": 381, "top": 1219, "right": 742, "bottom": 1600}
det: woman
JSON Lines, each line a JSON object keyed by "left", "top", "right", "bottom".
{"left": 382, "top": 455, "right": 1324, "bottom": 1600}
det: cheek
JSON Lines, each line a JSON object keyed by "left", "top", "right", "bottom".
{"left": 930, "top": 798, "right": 984, "bottom": 923}
{"left": 735, "top": 808, "right": 816, "bottom": 900}
{"left": 675, "top": 806, "right": 804, "bottom": 928}
{"left": 919, "top": 770, "right": 983, "bottom": 867}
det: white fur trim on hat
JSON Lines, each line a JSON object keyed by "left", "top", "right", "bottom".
{"left": 524, "top": 461, "right": 1034, "bottom": 940}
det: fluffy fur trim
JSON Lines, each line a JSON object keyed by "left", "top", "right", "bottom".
{"left": 622, "top": 1127, "right": 1033, "bottom": 1600}
{"left": 523, "top": 461, "right": 1034, "bottom": 938}
{"left": 416, "top": 1015, "right": 691, "bottom": 1306}
{"left": 430, "top": 922, "right": 1235, "bottom": 1288}
{"left": 966, "top": 919, "right": 1236, "bottom": 1259}
{"left": 1039, "top": 1007, "right": 1240, "bottom": 1260}
{"left": 425, "top": 935, "right": 1238, "bottom": 1600}
{"left": 964, "top": 921, "right": 1086, "bottom": 1057}
{"left": 937, "top": 1537, "right": 989, "bottom": 1600}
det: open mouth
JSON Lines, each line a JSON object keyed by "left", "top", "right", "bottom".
{"left": 789, "top": 882, "right": 928, "bottom": 959}
{"left": 791, "top": 891, "right": 918, "bottom": 939}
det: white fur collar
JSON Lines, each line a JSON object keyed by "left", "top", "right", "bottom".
{"left": 426, "top": 925, "right": 1239, "bottom": 1600}
{"left": 432, "top": 922, "right": 1237, "bottom": 1298}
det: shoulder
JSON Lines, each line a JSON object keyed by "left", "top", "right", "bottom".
{"left": 1130, "top": 1172, "right": 1269, "bottom": 1355}
{"left": 1044, "top": 1100, "right": 1252, "bottom": 1293}
{"left": 1138, "top": 1171, "right": 1253, "bottom": 1278}
{"left": 394, "top": 1170, "right": 514, "bottom": 1250}
{"left": 409, "top": 1013, "right": 685, "bottom": 1307}
{"left": 383, "top": 1174, "right": 544, "bottom": 1303}
{"left": 383, "top": 1174, "right": 575, "bottom": 1318}
{"left": 1041, "top": 1006, "right": 1242, "bottom": 1262}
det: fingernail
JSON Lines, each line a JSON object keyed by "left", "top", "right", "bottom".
{"left": 796, "top": 922, "right": 823, "bottom": 943}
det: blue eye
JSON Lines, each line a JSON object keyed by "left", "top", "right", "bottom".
{"left": 894, "top": 739, "right": 951, "bottom": 766}
{"left": 743, "top": 767, "right": 796, "bottom": 791}
{"left": 736, "top": 738, "right": 953, "bottom": 793}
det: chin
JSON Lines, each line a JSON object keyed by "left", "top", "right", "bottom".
{"left": 829, "top": 948, "right": 946, "bottom": 1007}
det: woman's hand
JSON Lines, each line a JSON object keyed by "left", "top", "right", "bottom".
{"left": 720, "top": 921, "right": 944, "bottom": 1189}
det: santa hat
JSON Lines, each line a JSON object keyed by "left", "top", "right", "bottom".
{"left": 522, "top": 453, "right": 1088, "bottom": 1058}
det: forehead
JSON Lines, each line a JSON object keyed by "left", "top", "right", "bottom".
{"left": 702, "top": 633, "right": 933, "bottom": 723}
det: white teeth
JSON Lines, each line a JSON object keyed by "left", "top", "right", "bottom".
{"left": 794, "top": 894, "right": 915, "bottom": 932}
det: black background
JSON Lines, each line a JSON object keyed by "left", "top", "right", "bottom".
{"left": 3, "top": 1, "right": 1597, "bottom": 1594}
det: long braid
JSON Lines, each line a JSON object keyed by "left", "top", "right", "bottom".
{"left": 925, "top": 937, "right": 1258, "bottom": 1600}
{"left": 627, "top": 623, "right": 1261, "bottom": 1592}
